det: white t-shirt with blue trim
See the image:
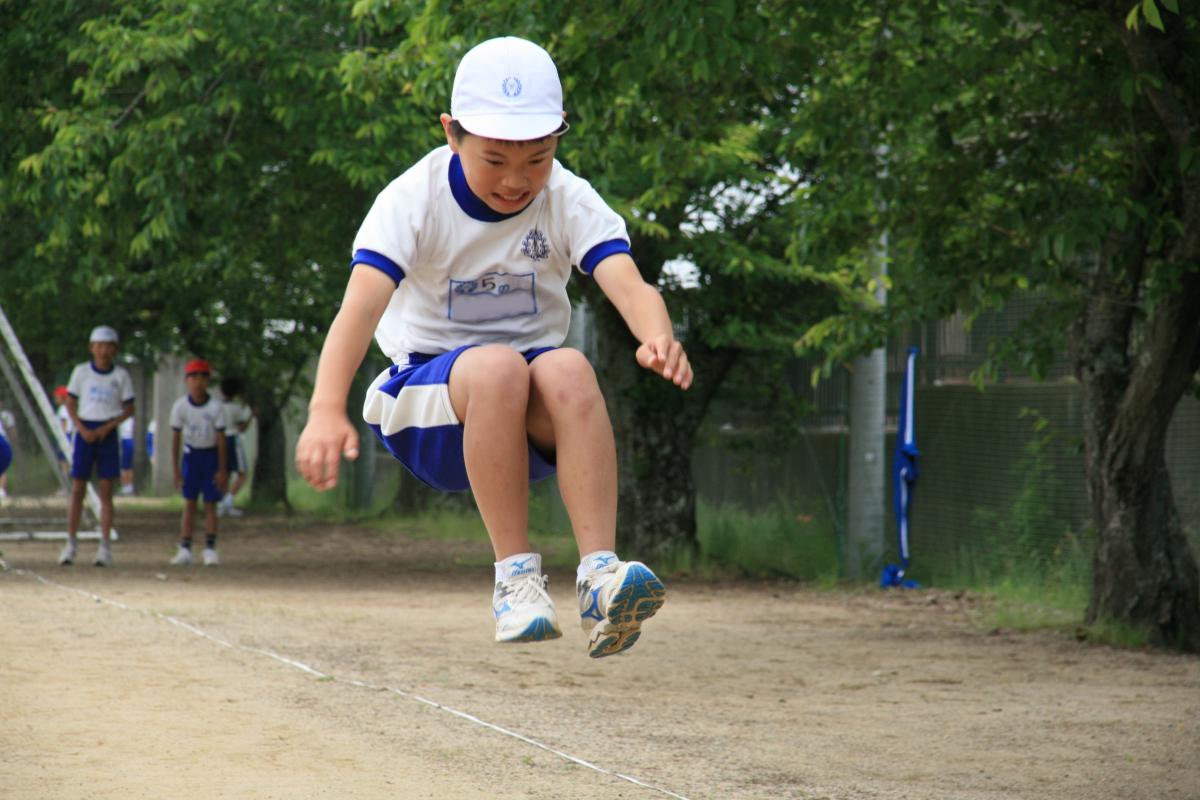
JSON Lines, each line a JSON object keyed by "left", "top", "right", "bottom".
{"left": 67, "top": 362, "right": 135, "bottom": 422}
{"left": 351, "top": 146, "right": 630, "bottom": 364}
{"left": 169, "top": 394, "right": 226, "bottom": 450}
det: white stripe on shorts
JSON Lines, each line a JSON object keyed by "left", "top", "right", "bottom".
{"left": 362, "top": 368, "right": 460, "bottom": 436}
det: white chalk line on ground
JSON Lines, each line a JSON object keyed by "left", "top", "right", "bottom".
{"left": 0, "top": 557, "right": 690, "bottom": 800}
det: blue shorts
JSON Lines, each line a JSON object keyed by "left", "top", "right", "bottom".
{"left": 120, "top": 437, "right": 135, "bottom": 470}
{"left": 181, "top": 446, "right": 223, "bottom": 502}
{"left": 70, "top": 421, "right": 119, "bottom": 480}
{"left": 145, "top": 431, "right": 154, "bottom": 460}
{"left": 0, "top": 435, "right": 11, "bottom": 476}
{"left": 363, "top": 345, "right": 557, "bottom": 492}
{"left": 226, "top": 434, "right": 242, "bottom": 473}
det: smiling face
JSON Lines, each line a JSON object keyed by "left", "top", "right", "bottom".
{"left": 441, "top": 114, "right": 558, "bottom": 214}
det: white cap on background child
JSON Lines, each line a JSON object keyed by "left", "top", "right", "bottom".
{"left": 450, "top": 36, "right": 567, "bottom": 141}
{"left": 89, "top": 325, "right": 119, "bottom": 343}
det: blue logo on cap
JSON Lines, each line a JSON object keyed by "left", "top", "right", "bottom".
{"left": 501, "top": 77, "right": 523, "bottom": 98}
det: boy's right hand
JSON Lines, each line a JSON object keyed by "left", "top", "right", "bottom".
{"left": 295, "top": 407, "right": 360, "bottom": 491}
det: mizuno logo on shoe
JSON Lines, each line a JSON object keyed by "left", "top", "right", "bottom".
{"left": 507, "top": 556, "right": 536, "bottom": 577}
{"left": 580, "top": 587, "right": 603, "bottom": 622}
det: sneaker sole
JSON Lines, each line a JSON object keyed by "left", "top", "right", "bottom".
{"left": 496, "top": 616, "right": 563, "bottom": 643}
{"left": 587, "top": 563, "right": 666, "bottom": 658}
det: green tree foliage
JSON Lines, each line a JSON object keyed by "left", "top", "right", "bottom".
{"left": 3, "top": 1, "right": 828, "bottom": 540}
{"left": 790, "top": 2, "right": 1200, "bottom": 649}
{"left": 2, "top": 1, "right": 432, "bottom": 503}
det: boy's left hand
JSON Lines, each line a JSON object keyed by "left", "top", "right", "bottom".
{"left": 636, "top": 335, "right": 693, "bottom": 389}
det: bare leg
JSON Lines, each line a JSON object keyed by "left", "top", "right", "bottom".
{"left": 205, "top": 502, "right": 218, "bottom": 538}
{"left": 67, "top": 479, "right": 87, "bottom": 542}
{"left": 526, "top": 349, "right": 617, "bottom": 558}
{"left": 181, "top": 499, "right": 197, "bottom": 544}
{"left": 447, "top": 345, "right": 532, "bottom": 560}
{"left": 97, "top": 478, "right": 114, "bottom": 544}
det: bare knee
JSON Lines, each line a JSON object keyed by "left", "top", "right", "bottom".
{"left": 450, "top": 345, "right": 530, "bottom": 417}
{"left": 531, "top": 349, "right": 604, "bottom": 417}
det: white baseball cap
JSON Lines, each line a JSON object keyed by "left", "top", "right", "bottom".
{"left": 89, "top": 325, "right": 119, "bottom": 343}
{"left": 451, "top": 37, "right": 567, "bottom": 141}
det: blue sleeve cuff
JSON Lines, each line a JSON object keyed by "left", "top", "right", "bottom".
{"left": 350, "top": 249, "right": 406, "bottom": 285}
{"left": 580, "top": 239, "right": 631, "bottom": 275}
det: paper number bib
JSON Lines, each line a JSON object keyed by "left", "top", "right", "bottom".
{"left": 448, "top": 272, "right": 538, "bottom": 323}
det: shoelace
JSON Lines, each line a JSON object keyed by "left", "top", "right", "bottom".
{"left": 579, "top": 561, "right": 619, "bottom": 592}
{"left": 502, "top": 572, "right": 553, "bottom": 607}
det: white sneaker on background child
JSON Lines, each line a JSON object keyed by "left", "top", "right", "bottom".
{"left": 57, "top": 541, "right": 77, "bottom": 566}
{"left": 202, "top": 547, "right": 220, "bottom": 567}
{"left": 93, "top": 542, "right": 113, "bottom": 567}
{"left": 492, "top": 553, "right": 561, "bottom": 643}
{"left": 169, "top": 545, "right": 193, "bottom": 566}
{"left": 576, "top": 553, "right": 666, "bottom": 658}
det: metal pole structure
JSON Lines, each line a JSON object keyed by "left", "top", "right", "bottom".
{"left": 0, "top": 302, "right": 102, "bottom": 527}
{"left": 845, "top": 231, "right": 888, "bottom": 580}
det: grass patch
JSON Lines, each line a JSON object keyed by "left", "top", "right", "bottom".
{"left": 933, "top": 530, "right": 1095, "bottom": 635}
{"left": 286, "top": 477, "right": 395, "bottom": 521}
{"left": 693, "top": 500, "right": 841, "bottom": 582}
{"left": 1079, "top": 617, "right": 1153, "bottom": 649}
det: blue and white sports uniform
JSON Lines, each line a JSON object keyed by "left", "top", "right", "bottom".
{"left": 353, "top": 146, "right": 630, "bottom": 492}
{"left": 66, "top": 361, "right": 135, "bottom": 480}
{"left": 222, "top": 400, "right": 252, "bottom": 473}
{"left": 0, "top": 412, "right": 12, "bottom": 477}
{"left": 169, "top": 394, "right": 226, "bottom": 502}
{"left": 145, "top": 418, "right": 156, "bottom": 461}
{"left": 118, "top": 415, "right": 135, "bottom": 470}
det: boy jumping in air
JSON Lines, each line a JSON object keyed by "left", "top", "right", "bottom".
{"left": 296, "top": 37, "right": 691, "bottom": 657}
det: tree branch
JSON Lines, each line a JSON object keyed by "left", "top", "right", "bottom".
{"left": 112, "top": 87, "right": 147, "bottom": 129}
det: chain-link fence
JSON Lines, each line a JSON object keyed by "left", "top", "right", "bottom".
{"left": 694, "top": 295, "right": 1200, "bottom": 581}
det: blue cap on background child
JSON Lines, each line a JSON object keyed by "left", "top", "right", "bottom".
{"left": 450, "top": 36, "right": 568, "bottom": 141}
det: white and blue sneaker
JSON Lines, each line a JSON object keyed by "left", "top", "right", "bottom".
{"left": 493, "top": 553, "right": 562, "bottom": 643}
{"left": 577, "top": 558, "right": 666, "bottom": 658}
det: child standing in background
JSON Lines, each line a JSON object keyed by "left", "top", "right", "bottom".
{"left": 0, "top": 404, "right": 12, "bottom": 506}
{"left": 53, "top": 385, "right": 72, "bottom": 485}
{"left": 60, "top": 326, "right": 135, "bottom": 567}
{"left": 168, "top": 359, "right": 227, "bottom": 567}
{"left": 118, "top": 415, "right": 136, "bottom": 496}
{"left": 217, "top": 376, "right": 255, "bottom": 517}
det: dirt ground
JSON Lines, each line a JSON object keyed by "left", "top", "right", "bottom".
{"left": 1, "top": 504, "right": 1198, "bottom": 800}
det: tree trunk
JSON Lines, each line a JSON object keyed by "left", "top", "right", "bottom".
{"left": 591, "top": 298, "right": 734, "bottom": 560}
{"left": 1069, "top": 6, "right": 1200, "bottom": 652}
{"left": 1072, "top": 121, "right": 1200, "bottom": 652}
{"left": 251, "top": 399, "right": 289, "bottom": 510}
{"left": 1074, "top": 228, "right": 1200, "bottom": 651}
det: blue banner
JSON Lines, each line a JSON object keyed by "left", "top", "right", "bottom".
{"left": 882, "top": 346, "right": 920, "bottom": 589}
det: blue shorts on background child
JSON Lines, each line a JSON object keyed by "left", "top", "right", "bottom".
{"left": 59, "top": 325, "right": 135, "bottom": 567}
{"left": 168, "top": 358, "right": 227, "bottom": 567}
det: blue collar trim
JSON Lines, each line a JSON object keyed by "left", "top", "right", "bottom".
{"left": 187, "top": 393, "right": 209, "bottom": 407}
{"left": 448, "top": 153, "right": 529, "bottom": 223}
{"left": 90, "top": 361, "right": 115, "bottom": 375}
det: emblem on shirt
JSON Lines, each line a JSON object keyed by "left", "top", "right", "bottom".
{"left": 501, "top": 76, "right": 523, "bottom": 98}
{"left": 521, "top": 228, "right": 550, "bottom": 262}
